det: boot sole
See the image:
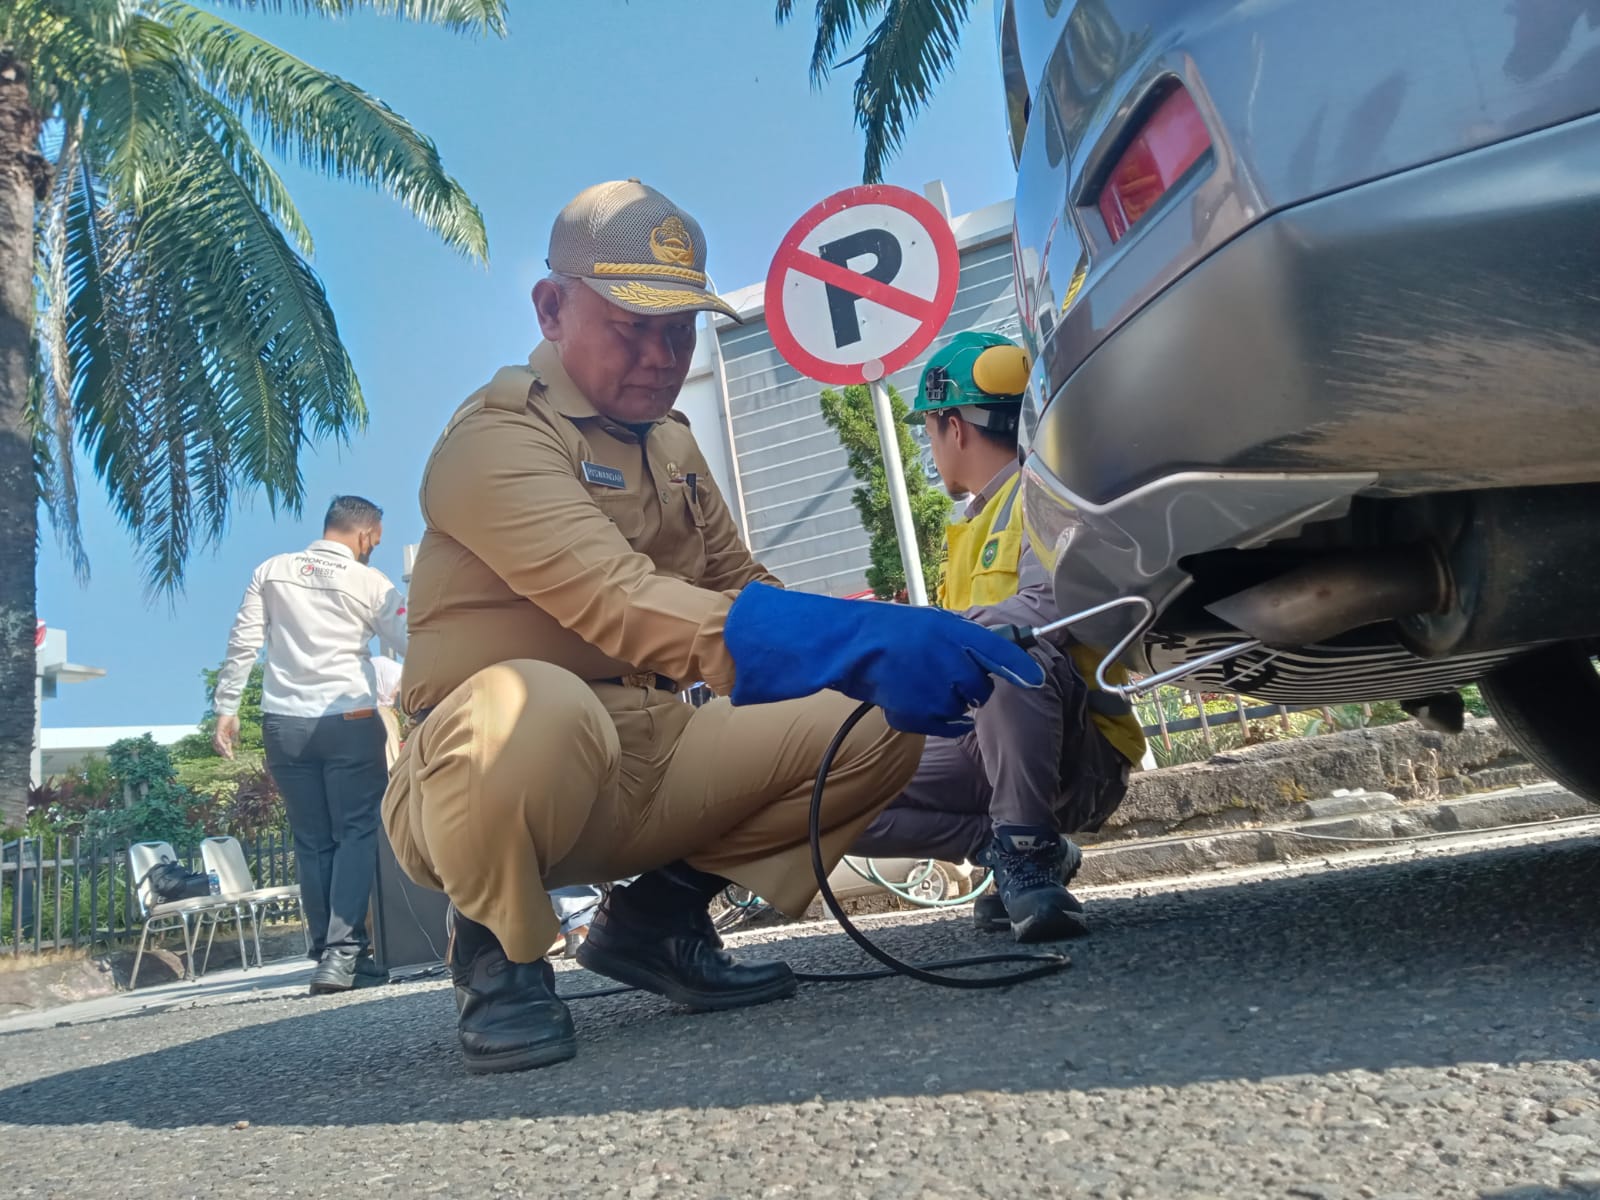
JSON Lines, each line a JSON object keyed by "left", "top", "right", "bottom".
{"left": 1010, "top": 909, "right": 1090, "bottom": 943}
{"left": 575, "top": 943, "right": 797, "bottom": 1012}
{"left": 462, "top": 1036, "right": 578, "bottom": 1075}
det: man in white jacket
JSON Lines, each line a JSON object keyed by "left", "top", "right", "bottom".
{"left": 214, "top": 496, "right": 408, "bottom": 994}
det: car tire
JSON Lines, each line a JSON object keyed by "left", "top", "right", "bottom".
{"left": 1480, "top": 641, "right": 1600, "bottom": 804}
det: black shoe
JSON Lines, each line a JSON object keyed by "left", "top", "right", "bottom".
{"left": 308, "top": 948, "right": 388, "bottom": 994}
{"left": 986, "top": 825, "right": 1090, "bottom": 943}
{"left": 353, "top": 952, "right": 389, "bottom": 989}
{"left": 309, "top": 948, "right": 357, "bottom": 994}
{"left": 575, "top": 873, "right": 796, "bottom": 1012}
{"left": 449, "top": 908, "right": 577, "bottom": 1074}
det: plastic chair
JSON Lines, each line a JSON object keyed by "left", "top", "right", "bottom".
{"left": 127, "top": 841, "right": 246, "bottom": 988}
{"left": 199, "top": 836, "right": 308, "bottom": 967}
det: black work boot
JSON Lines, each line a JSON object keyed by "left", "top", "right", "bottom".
{"left": 977, "top": 825, "right": 1089, "bottom": 942}
{"left": 575, "top": 863, "right": 796, "bottom": 1011}
{"left": 449, "top": 907, "right": 577, "bottom": 1074}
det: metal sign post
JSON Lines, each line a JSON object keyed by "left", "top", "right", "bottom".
{"left": 868, "top": 374, "right": 928, "bottom": 606}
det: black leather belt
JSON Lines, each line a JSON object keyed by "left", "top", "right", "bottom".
{"left": 596, "top": 673, "right": 680, "bottom": 692}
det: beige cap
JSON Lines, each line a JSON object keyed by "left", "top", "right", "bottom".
{"left": 547, "top": 180, "right": 741, "bottom": 322}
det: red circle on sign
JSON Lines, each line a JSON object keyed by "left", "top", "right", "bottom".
{"left": 763, "top": 184, "right": 960, "bottom": 387}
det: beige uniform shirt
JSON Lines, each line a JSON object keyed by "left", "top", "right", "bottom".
{"left": 400, "top": 341, "right": 779, "bottom": 714}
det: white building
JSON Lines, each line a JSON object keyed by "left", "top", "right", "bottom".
{"left": 31, "top": 623, "right": 107, "bottom": 789}
{"left": 37, "top": 724, "right": 199, "bottom": 781}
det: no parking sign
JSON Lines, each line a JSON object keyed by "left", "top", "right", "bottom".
{"left": 763, "top": 185, "right": 962, "bottom": 603}
{"left": 764, "top": 185, "right": 960, "bottom": 385}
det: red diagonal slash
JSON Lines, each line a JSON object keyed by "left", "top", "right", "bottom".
{"left": 786, "top": 249, "right": 937, "bottom": 323}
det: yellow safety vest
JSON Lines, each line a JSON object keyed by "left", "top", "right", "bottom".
{"left": 939, "top": 474, "right": 1147, "bottom": 767}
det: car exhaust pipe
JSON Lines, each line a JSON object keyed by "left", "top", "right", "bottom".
{"left": 1204, "top": 545, "right": 1451, "bottom": 649}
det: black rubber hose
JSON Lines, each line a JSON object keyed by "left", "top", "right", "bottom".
{"left": 556, "top": 701, "right": 1072, "bottom": 1001}
{"left": 796, "top": 700, "right": 1071, "bottom": 989}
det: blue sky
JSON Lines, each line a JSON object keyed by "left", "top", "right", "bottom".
{"left": 36, "top": 0, "right": 1019, "bottom": 728}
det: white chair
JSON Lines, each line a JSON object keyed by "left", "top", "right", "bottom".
{"left": 199, "top": 836, "right": 308, "bottom": 968}
{"left": 127, "top": 841, "right": 246, "bottom": 988}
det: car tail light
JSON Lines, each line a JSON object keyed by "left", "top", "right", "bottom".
{"left": 1097, "top": 86, "right": 1211, "bottom": 243}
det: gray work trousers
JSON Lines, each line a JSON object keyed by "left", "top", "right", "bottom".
{"left": 263, "top": 710, "right": 387, "bottom": 956}
{"left": 852, "top": 641, "right": 1131, "bottom": 864}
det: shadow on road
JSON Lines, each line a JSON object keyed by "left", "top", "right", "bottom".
{"left": 0, "top": 834, "right": 1596, "bottom": 1128}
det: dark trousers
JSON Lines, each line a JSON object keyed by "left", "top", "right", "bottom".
{"left": 852, "top": 641, "right": 1131, "bottom": 864}
{"left": 263, "top": 711, "right": 387, "bottom": 956}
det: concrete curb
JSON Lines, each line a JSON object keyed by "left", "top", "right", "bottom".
{"left": 1077, "top": 783, "right": 1597, "bottom": 886}
{"left": 1097, "top": 716, "right": 1543, "bottom": 842}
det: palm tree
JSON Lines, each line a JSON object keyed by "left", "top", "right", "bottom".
{"left": 776, "top": 0, "right": 975, "bottom": 184}
{"left": 0, "top": 0, "right": 506, "bottom": 823}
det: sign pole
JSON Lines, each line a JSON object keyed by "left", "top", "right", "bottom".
{"left": 868, "top": 376, "right": 929, "bottom": 607}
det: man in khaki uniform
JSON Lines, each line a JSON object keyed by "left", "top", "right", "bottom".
{"left": 384, "top": 180, "right": 1043, "bottom": 1074}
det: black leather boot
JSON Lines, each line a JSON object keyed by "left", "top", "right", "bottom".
{"left": 308, "top": 947, "right": 386, "bottom": 994}
{"left": 449, "top": 907, "right": 577, "bottom": 1074}
{"left": 575, "top": 864, "right": 796, "bottom": 1011}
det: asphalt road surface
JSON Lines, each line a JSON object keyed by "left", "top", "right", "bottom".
{"left": 2, "top": 825, "right": 1598, "bottom": 1200}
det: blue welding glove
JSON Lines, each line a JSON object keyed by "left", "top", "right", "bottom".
{"left": 723, "top": 582, "right": 1046, "bottom": 737}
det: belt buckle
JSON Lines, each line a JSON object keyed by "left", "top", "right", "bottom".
{"left": 621, "top": 671, "right": 654, "bottom": 690}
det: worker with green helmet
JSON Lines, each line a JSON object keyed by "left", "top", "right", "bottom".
{"left": 850, "top": 331, "right": 1147, "bottom": 941}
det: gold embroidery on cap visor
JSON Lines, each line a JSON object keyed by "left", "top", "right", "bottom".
{"left": 649, "top": 216, "right": 696, "bottom": 267}
{"left": 592, "top": 262, "right": 707, "bottom": 285}
{"left": 607, "top": 279, "right": 735, "bottom": 315}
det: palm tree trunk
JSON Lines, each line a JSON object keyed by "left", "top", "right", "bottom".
{"left": 0, "top": 55, "right": 45, "bottom": 826}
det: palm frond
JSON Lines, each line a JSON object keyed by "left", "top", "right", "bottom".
{"left": 33, "top": 116, "right": 90, "bottom": 581}
{"left": 59, "top": 153, "right": 151, "bottom": 538}
{"left": 850, "top": 0, "right": 974, "bottom": 183}
{"left": 206, "top": 0, "right": 508, "bottom": 38}
{"left": 775, "top": 0, "right": 885, "bottom": 87}
{"left": 77, "top": 15, "right": 195, "bottom": 210}
{"left": 189, "top": 84, "right": 314, "bottom": 255}
{"left": 4, "top": 0, "right": 126, "bottom": 111}
{"left": 23, "top": 0, "right": 494, "bottom": 597}
{"left": 159, "top": 0, "right": 488, "bottom": 260}
{"left": 114, "top": 128, "right": 364, "bottom": 592}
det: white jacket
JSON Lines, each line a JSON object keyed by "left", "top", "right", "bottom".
{"left": 215, "top": 540, "right": 408, "bottom": 718}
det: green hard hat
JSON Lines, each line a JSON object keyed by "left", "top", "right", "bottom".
{"left": 905, "top": 331, "right": 1032, "bottom": 424}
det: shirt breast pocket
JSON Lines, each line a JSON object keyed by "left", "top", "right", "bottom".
{"left": 657, "top": 479, "right": 707, "bottom": 582}
{"left": 967, "top": 528, "right": 1024, "bottom": 607}
{"left": 592, "top": 492, "right": 647, "bottom": 545}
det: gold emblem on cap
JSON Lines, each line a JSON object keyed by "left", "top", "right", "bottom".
{"left": 649, "top": 216, "right": 695, "bottom": 268}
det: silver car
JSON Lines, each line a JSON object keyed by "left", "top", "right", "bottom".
{"left": 1001, "top": 0, "right": 1600, "bottom": 799}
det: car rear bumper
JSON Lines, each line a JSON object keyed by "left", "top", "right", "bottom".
{"left": 1022, "top": 111, "right": 1600, "bottom": 654}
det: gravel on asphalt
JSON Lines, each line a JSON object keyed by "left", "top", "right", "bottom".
{"left": 0, "top": 829, "right": 1596, "bottom": 1200}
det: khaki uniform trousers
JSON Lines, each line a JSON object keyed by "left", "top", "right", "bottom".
{"left": 381, "top": 660, "right": 923, "bottom": 962}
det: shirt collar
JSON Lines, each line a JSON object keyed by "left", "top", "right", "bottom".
{"left": 527, "top": 341, "right": 600, "bottom": 420}
{"left": 307, "top": 539, "right": 354, "bottom": 561}
{"left": 965, "top": 459, "right": 1022, "bottom": 520}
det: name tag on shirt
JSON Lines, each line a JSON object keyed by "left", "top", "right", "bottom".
{"left": 581, "top": 461, "right": 626, "bottom": 490}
